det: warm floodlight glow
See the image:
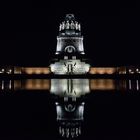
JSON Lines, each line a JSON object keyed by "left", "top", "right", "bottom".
{"left": 90, "top": 79, "right": 115, "bottom": 90}
{"left": 14, "top": 79, "right": 50, "bottom": 90}
{"left": 89, "top": 67, "right": 116, "bottom": 74}
{"left": 22, "top": 67, "right": 51, "bottom": 74}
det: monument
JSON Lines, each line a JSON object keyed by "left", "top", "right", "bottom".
{"left": 50, "top": 14, "right": 90, "bottom": 75}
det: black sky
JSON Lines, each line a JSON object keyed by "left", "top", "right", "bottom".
{"left": 0, "top": 0, "right": 139, "bottom": 66}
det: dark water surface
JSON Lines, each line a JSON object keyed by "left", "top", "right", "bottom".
{"left": 0, "top": 79, "right": 140, "bottom": 140}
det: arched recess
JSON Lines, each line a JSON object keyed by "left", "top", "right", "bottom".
{"left": 64, "top": 45, "right": 76, "bottom": 53}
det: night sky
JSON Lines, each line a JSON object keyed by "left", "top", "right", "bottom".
{"left": 0, "top": 1, "right": 138, "bottom": 66}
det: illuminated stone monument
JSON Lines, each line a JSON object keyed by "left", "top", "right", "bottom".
{"left": 50, "top": 14, "right": 90, "bottom": 75}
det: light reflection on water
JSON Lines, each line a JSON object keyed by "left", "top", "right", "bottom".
{"left": 0, "top": 79, "right": 140, "bottom": 139}
{"left": 0, "top": 79, "right": 140, "bottom": 92}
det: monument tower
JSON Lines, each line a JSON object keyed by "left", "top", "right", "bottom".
{"left": 50, "top": 14, "right": 90, "bottom": 74}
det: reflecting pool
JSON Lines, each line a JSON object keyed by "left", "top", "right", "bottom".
{"left": 0, "top": 79, "right": 140, "bottom": 139}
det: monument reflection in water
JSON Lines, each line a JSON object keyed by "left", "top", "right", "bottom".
{"left": 1, "top": 79, "right": 89, "bottom": 138}
{"left": 0, "top": 79, "right": 140, "bottom": 138}
{"left": 1, "top": 79, "right": 140, "bottom": 91}
{"left": 51, "top": 79, "right": 89, "bottom": 138}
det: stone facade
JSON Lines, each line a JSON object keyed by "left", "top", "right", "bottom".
{"left": 50, "top": 14, "right": 90, "bottom": 75}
